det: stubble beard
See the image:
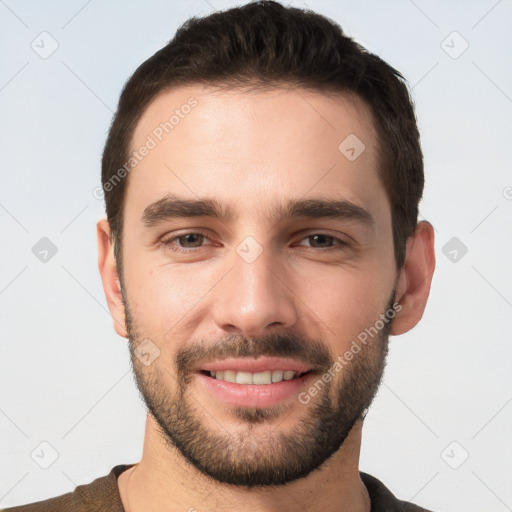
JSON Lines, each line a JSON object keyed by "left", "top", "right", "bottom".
{"left": 121, "top": 277, "right": 393, "bottom": 488}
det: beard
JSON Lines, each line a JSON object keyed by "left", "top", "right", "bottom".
{"left": 121, "top": 279, "right": 394, "bottom": 488}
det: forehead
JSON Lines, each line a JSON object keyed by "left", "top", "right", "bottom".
{"left": 125, "top": 83, "right": 387, "bottom": 227}
{"left": 131, "top": 84, "right": 378, "bottom": 157}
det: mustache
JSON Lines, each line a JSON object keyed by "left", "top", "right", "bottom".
{"left": 175, "top": 331, "right": 334, "bottom": 375}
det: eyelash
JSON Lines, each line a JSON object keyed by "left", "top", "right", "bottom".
{"left": 160, "top": 231, "right": 350, "bottom": 253}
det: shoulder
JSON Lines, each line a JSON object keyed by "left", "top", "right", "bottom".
{"left": 0, "top": 464, "right": 135, "bottom": 512}
{"left": 0, "top": 491, "right": 75, "bottom": 512}
{"left": 360, "top": 472, "right": 434, "bottom": 512}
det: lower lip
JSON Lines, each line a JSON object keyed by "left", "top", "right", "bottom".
{"left": 196, "top": 372, "right": 314, "bottom": 408}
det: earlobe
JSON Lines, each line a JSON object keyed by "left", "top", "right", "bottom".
{"left": 96, "top": 218, "right": 128, "bottom": 338}
{"left": 390, "top": 221, "right": 436, "bottom": 336}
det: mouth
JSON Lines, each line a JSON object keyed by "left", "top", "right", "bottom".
{"left": 194, "top": 357, "right": 318, "bottom": 408}
{"left": 200, "top": 369, "right": 312, "bottom": 385}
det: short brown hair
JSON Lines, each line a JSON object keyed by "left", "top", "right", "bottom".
{"left": 101, "top": 0, "right": 423, "bottom": 271}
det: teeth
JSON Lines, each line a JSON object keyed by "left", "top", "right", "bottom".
{"left": 223, "top": 370, "right": 236, "bottom": 383}
{"left": 253, "top": 370, "right": 271, "bottom": 385}
{"left": 209, "top": 369, "right": 299, "bottom": 384}
{"left": 235, "top": 371, "right": 254, "bottom": 384}
{"left": 271, "top": 370, "right": 284, "bottom": 382}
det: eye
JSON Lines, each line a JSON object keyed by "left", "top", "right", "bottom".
{"left": 296, "top": 233, "right": 349, "bottom": 250}
{"left": 161, "top": 231, "right": 212, "bottom": 253}
{"left": 160, "top": 231, "right": 350, "bottom": 254}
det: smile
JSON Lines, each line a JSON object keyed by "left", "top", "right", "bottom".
{"left": 194, "top": 357, "right": 318, "bottom": 407}
{"left": 205, "top": 369, "right": 308, "bottom": 385}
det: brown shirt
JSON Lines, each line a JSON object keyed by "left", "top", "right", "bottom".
{"left": 1, "top": 464, "right": 433, "bottom": 511}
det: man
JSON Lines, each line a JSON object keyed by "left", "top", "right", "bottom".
{"left": 3, "top": 1, "right": 436, "bottom": 510}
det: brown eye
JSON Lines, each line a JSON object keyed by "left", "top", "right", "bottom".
{"left": 161, "top": 232, "right": 211, "bottom": 253}
{"left": 297, "top": 233, "right": 349, "bottom": 250}
{"left": 175, "top": 233, "right": 206, "bottom": 248}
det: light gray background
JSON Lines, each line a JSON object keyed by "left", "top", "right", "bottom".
{"left": 1, "top": 1, "right": 511, "bottom": 510}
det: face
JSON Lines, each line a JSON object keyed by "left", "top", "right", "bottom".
{"left": 117, "top": 85, "right": 398, "bottom": 486}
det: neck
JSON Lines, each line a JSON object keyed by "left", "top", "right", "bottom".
{"left": 119, "top": 414, "right": 370, "bottom": 512}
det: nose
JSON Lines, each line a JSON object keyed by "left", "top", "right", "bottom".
{"left": 210, "top": 243, "right": 298, "bottom": 339}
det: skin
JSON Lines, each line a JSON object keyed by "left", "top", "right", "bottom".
{"left": 97, "top": 84, "right": 435, "bottom": 512}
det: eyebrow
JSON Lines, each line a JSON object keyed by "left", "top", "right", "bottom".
{"left": 141, "top": 193, "right": 374, "bottom": 229}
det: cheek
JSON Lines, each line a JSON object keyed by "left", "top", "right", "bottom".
{"left": 296, "top": 264, "right": 392, "bottom": 354}
{"left": 126, "top": 260, "right": 221, "bottom": 335}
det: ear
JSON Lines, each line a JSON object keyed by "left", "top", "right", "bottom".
{"left": 96, "top": 218, "right": 127, "bottom": 338}
{"left": 391, "top": 220, "right": 436, "bottom": 335}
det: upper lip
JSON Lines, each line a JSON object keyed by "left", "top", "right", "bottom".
{"left": 197, "top": 356, "right": 314, "bottom": 374}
